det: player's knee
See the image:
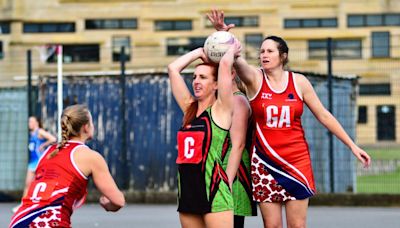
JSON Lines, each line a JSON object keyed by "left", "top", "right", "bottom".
{"left": 287, "top": 220, "right": 306, "bottom": 228}
{"left": 262, "top": 218, "right": 282, "bottom": 228}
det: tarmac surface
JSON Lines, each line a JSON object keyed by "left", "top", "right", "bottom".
{"left": 2, "top": 203, "right": 399, "bottom": 227}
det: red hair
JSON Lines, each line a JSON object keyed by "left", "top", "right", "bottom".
{"left": 182, "top": 63, "right": 217, "bottom": 127}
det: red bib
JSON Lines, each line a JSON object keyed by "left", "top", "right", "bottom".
{"left": 176, "top": 131, "right": 204, "bottom": 164}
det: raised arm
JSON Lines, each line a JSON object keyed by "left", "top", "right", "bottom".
{"left": 212, "top": 41, "right": 237, "bottom": 129}
{"left": 297, "top": 73, "right": 371, "bottom": 168}
{"left": 225, "top": 95, "right": 251, "bottom": 187}
{"left": 167, "top": 48, "right": 206, "bottom": 112}
{"left": 207, "top": 9, "right": 260, "bottom": 95}
{"left": 233, "top": 57, "right": 261, "bottom": 96}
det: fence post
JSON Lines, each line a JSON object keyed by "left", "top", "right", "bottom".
{"left": 27, "top": 50, "right": 32, "bottom": 117}
{"left": 119, "top": 46, "right": 129, "bottom": 189}
{"left": 327, "top": 38, "right": 334, "bottom": 193}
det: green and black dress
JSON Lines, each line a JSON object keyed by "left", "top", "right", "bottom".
{"left": 222, "top": 91, "right": 257, "bottom": 216}
{"left": 177, "top": 107, "right": 233, "bottom": 214}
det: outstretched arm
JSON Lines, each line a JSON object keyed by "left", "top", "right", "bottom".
{"left": 298, "top": 73, "right": 371, "bottom": 168}
{"left": 167, "top": 48, "right": 207, "bottom": 112}
{"left": 90, "top": 152, "right": 125, "bottom": 211}
{"left": 207, "top": 9, "right": 260, "bottom": 96}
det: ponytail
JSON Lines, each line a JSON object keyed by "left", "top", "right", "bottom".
{"left": 48, "top": 104, "right": 90, "bottom": 158}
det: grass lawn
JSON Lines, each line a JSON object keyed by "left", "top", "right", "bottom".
{"left": 357, "top": 168, "right": 400, "bottom": 194}
{"left": 364, "top": 147, "right": 400, "bottom": 160}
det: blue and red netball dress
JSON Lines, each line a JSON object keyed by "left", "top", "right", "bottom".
{"left": 10, "top": 141, "right": 88, "bottom": 228}
{"left": 250, "top": 71, "right": 315, "bottom": 203}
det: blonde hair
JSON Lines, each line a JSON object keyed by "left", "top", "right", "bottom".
{"left": 234, "top": 75, "right": 247, "bottom": 95}
{"left": 49, "top": 104, "right": 90, "bottom": 158}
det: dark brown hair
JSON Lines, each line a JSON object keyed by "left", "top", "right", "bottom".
{"left": 182, "top": 63, "right": 217, "bottom": 127}
{"left": 263, "top": 35, "right": 289, "bottom": 66}
{"left": 30, "top": 116, "right": 43, "bottom": 128}
{"left": 48, "top": 104, "right": 90, "bottom": 158}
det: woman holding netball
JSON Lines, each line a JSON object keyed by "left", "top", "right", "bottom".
{"left": 168, "top": 38, "right": 241, "bottom": 227}
{"left": 208, "top": 9, "right": 371, "bottom": 228}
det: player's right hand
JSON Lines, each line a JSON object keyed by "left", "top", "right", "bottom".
{"left": 207, "top": 9, "right": 235, "bottom": 32}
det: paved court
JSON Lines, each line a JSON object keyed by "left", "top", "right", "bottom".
{"left": 2, "top": 203, "right": 399, "bottom": 227}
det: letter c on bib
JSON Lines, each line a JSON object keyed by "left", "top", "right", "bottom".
{"left": 184, "top": 137, "right": 195, "bottom": 158}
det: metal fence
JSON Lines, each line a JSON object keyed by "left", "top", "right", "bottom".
{"left": 0, "top": 42, "right": 399, "bottom": 196}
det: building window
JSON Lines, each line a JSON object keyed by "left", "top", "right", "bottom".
{"left": 112, "top": 36, "right": 131, "bottom": 62}
{"left": 225, "top": 16, "right": 258, "bottom": 27}
{"left": 359, "top": 83, "right": 391, "bottom": 96}
{"left": 372, "top": 31, "right": 390, "bottom": 58}
{"left": 284, "top": 18, "right": 337, "bottom": 28}
{"left": 167, "top": 37, "right": 206, "bottom": 56}
{"left": 385, "top": 14, "right": 400, "bottom": 26}
{"left": 47, "top": 44, "right": 99, "bottom": 63}
{"left": 23, "top": 23, "right": 75, "bottom": 33}
{"left": 308, "top": 39, "right": 362, "bottom": 59}
{"left": 155, "top": 20, "right": 192, "bottom": 31}
{"left": 358, "top": 106, "right": 367, "bottom": 123}
{"left": 0, "top": 41, "right": 3, "bottom": 59}
{"left": 245, "top": 34, "right": 263, "bottom": 59}
{"left": 348, "top": 13, "right": 400, "bottom": 27}
{"left": 85, "top": 19, "right": 137, "bottom": 30}
{"left": 0, "top": 22, "right": 11, "bottom": 34}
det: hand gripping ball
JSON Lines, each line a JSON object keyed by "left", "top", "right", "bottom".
{"left": 204, "top": 31, "right": 235, "bottom": 63}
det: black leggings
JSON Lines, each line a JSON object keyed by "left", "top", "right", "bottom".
{"left": 234, "top": 215, "right": 245, "bottom": 228}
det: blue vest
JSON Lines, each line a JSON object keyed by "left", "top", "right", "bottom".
{"left": 28, "top": 129, "right": 47, "bottom": 163}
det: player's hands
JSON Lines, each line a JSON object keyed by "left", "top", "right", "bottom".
{"left": 100, "top": 195, "right": 121, "bottom": 212}
{"left": 351, "top": 146, "right": 371, "bottom": 168}
{"left": 207, "top": 9, "right": 235, "bottom": 32}
{"left": 232, "top": 38, "right": 242, "bottom": 58}
{"left": 38, "top": 144, "right": 46, "bottom": 152}
{"left": 197, "top": 47, "right": 211, "bottom": 63}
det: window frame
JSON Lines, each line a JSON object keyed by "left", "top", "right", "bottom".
{"left": 357, "top": 106, "right": 368, "bottom": 124}
{"left": 23, "top": 22, "right": 75, "bottom": 33}
{"left": 155, "top": 20, "right": 192, "bottom": 31}
{"left": 371, "top": 31, "right": 390, "bottom": 58}
{"left": 0, "top": 21, "right": 11, "bottom": 34}
{"left": 166, "top": 37, "right": 206, "bottom": 56}
{"left": 46, "top": 44, "right": 100, "bottom": 63}
{"left": 284, "top": 18, "right": 337, "bottom": 28}
{"left": 85, "top": 19, "right": 138, "bottom": 30}
{"left": 112, "top": 36, "right": 131, "bottom": 62}
{"left": 308, "top": 39, "right": 362, "bottom": 59}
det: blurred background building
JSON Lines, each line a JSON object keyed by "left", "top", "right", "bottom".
{"left": 1, "top": 0, "right": 399, "bottom": 145}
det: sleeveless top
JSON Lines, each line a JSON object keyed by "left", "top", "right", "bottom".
{"left": 28, "top": 129, "right": 47, "bottom": 164}
{"left": 176, "top": 107, "right": 233, "bottom": 214}
{"left": 10, "top": 141, "right": 88, "bottom": 228}
{"left": 222, "top": 91, "right": 257, "bottom": 216}
{"left": 249, "top": 71, "right": 315, "bottom": 200}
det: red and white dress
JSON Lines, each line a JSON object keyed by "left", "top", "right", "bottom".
{"left": 250, "top": 70, "right": 315, "bottom": 203}
{"left": 10, "top": 141, "right": 88, "bottom": 228}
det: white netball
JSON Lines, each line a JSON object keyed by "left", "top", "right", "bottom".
{"left": 204, "top": 31, "right": 235, "bottom": 63}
